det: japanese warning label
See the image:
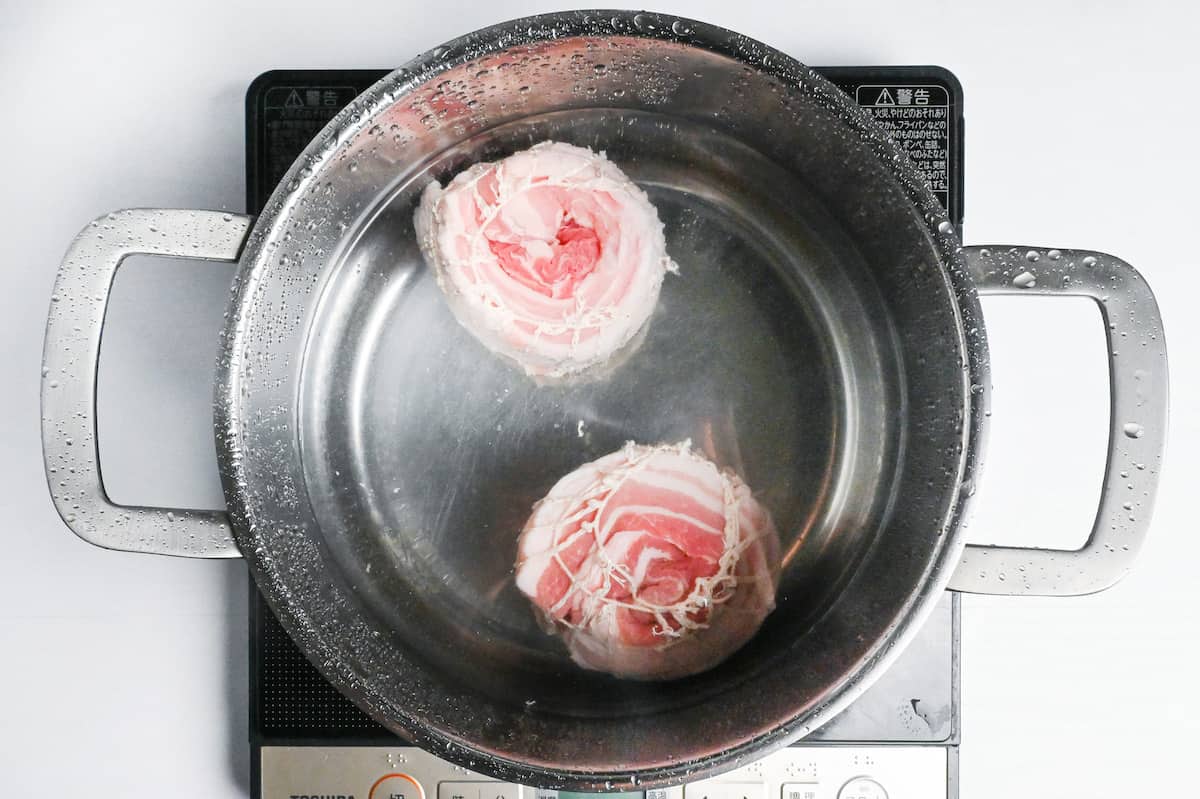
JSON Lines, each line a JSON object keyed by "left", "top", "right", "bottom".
{"left": 260, "top": 85, "right": 360, "bottom": 193}
{"left": 855, "top": 84, "right": 951, "bottom": 210}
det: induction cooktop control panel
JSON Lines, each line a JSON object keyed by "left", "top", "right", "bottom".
{"left": 260, "top": 744, "right": 948, "bottom": 799}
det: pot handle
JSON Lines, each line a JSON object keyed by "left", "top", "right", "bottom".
{"left": 948, "top": 246, "right": 1168, "bottom": 595}
{"left": 41, "top": 208, "right": 253, "bottom": 558}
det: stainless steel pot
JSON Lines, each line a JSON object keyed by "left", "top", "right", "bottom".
{"left": 41, "top": 9, "right": 1168, "bottom": 790}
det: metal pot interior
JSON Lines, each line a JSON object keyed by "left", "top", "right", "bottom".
{"left": 220, "top": 13, "right": 974, "bottom": 786}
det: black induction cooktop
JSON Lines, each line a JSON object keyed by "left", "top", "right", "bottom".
{"left": 245, "top": 63, "right": 964, "bottom": 769}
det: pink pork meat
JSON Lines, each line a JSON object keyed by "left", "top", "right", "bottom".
{"left": 515, "top": 441, "right": 781, "bottom": 680}
{"left": 415, "top": 141, "right": 675, "bottom": 378}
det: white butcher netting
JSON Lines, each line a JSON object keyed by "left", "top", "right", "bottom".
{"left": 529, "top": 440, "right": 769, "bottom": 647}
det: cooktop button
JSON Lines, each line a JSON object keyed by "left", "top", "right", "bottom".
{"left": 646, "top": 789, "right": 684, "bottom": 799}
{"left": 781, "top": 784, "right": 820, "bottom": 799}
{"left": 439, "top": 782, "right": 488, "bottom": 799}
{"left": 370, "top": 772, "right": 426, "bottom": 799}
{"left": 479, "top": 784, "right": 520, "bottom": 799}
{"left": 837, "top": 777, "right": 887, "bottom": 799}
{"left": 685, "top": 782, "right": 766, "bottom": 799}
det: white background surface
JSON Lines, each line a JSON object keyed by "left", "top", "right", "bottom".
{"left": 2, "top": 1, "right": 1197, "bottom": 796}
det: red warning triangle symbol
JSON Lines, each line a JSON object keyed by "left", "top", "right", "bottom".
{"left": 876, "top": 88, "right": 896, "bottom": 106}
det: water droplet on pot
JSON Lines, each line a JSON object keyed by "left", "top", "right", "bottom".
{"left": 671, "top": 19, "right": 692, "bottom": 35}
{"left": 1012, "top": 271, "right": 1037, "bottom": 288}
{"left": 1123, "top": 422, "right": 1144, "bottom": 438}
{"left": 632, "top": 13, "right": 652, "bottom": 31}
{"left": 937, "top": 220, "right": 953, "bottom": 234}
{"left": 1048, "top": 249, "right": 1062, "bottom": 260}
{"left": 1122, "top": 501, "right": 1133, "bottom": 510}
{"left": 1025, "top": 249, "right": 1040, "bottom": 262}
{"left": 1082, "top": 255, "right": 1098, "bottom": 267}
